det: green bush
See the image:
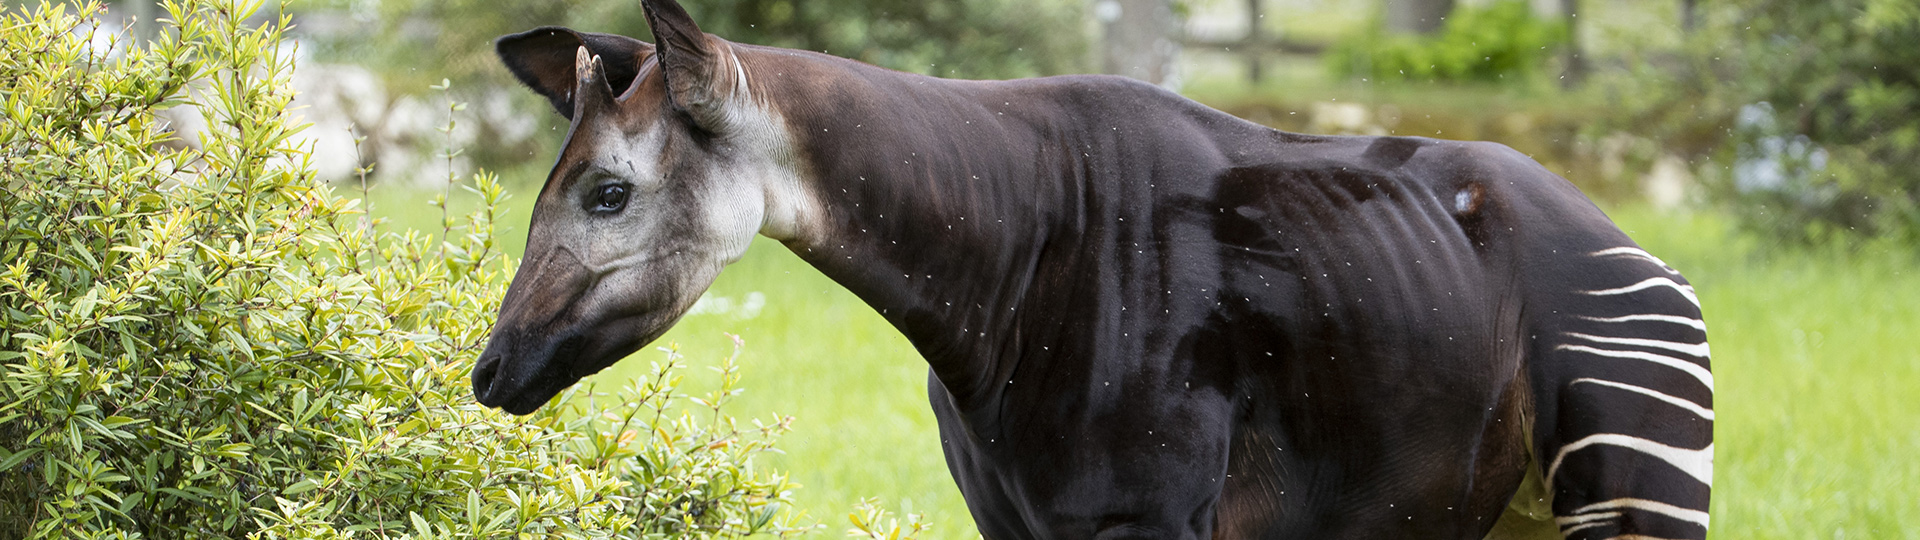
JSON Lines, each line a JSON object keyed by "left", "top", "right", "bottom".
{"left": 0, "top": 1, "right": 809, "bottom": 537}
{"left": 1727, "top": 0, "right": 1920, "bottom": 244}
{"left": 1329, "top": 0, "right": 1567, "bottom": 84}
{"left": 1592, "top": 0, "right": 1920, "bottom": 245}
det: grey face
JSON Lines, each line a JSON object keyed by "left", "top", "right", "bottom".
{"left": 473, "top": 12, "right": 817, "bottom": 414}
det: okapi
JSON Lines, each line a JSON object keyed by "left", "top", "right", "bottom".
{"left": 471, "top": 1, "right": 1714, "bottom": 537}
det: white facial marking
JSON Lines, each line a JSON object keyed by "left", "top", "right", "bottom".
{"left": 710, "top": 44, "right": 823, "bottom": 246}
{"left": 580, "top": 42, "right": 822, "bottom": 285}
{"left": 729, "top": 48, "right": 750, "bottom": 98}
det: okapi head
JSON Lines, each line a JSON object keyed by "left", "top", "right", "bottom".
{"left": 473, "top": 0, "right": 815, "bottom": 414}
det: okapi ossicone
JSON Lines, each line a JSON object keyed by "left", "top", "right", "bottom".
{"left": 471, "top": 1, "right": 1714, "bottom": 538}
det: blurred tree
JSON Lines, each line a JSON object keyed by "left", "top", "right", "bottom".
{"left": 293, "top": 0, "right": 1088, "bottom": 91}
{"left": 1094, "top": 0, "right": 1180, "bottom": 86}
{"left": 1382, "top": 0, "right": 1453, "bottom": 34}
{"left": 285, "top": 0, "right": 1088, "bottom": 185}
{"left": 691, "top": 0, "right": 1088, "bottom": 79}
{"left": 1600, "top": 0, "right": 1920, "bottom": 243}
{"left": 1597, "top": 0, "right": 1920, "bottom": 242}
{"left": 1559, "top": 0, "right": 1584, "bottom": 85}
{"left": 1743, "top": 0, "right": 1920, "bottom": 242}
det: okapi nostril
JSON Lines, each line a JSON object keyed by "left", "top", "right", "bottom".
{"left": 472, "top": 356, "right": 502, "bottom": 401}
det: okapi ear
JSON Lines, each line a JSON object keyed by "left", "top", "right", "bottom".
{"left": 496, "top": 26, "right": 654, "bottom": 119}
{"left": 641, "top": 0, "right": 728, "bottom": 129}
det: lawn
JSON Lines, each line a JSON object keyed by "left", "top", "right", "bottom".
{"left": 369, "top": 178, "right": 1918, "bottom": 540}
{"left": 1614, "top": 208, "right": 1920, "bottom": 539}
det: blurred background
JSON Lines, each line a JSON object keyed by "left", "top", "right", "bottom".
{"left": 50, "top": 0, "right": 1920, "bottom": 537}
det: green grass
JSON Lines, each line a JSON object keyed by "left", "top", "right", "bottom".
{"left": 1610, "top": 207, "right": 1920, "bottom": 539}
{"left": 366, "top": 180, "right": 1918, "bottom": 538}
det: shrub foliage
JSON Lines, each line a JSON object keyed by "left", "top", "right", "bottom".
{"left": 1592, "top": 0, "right": 1920, "bottom": 244}
{"left": 1329, "top": 0, "right": 1567, "bottom": 84}
{"left": 0, "top": 1, "right": 806, "bottom": 537}
{"left": 1726, "top": 0, "right": 1920, "bottom": 243}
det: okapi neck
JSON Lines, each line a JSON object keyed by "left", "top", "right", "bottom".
{"left": 759, "top": 52, "right": 1091, "bottom": 411}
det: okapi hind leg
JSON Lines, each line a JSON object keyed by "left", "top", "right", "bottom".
{"left": 1527, "top": 246, "right": 1714, "bottom": 540}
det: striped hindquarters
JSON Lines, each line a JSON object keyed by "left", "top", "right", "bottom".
{"left": 1535, "top": 246, "right": 1714, "bottom": 540}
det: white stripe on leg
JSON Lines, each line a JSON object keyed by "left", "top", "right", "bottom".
{"left": 1569, "top": 378, "right": 1714, "bottom": 421}
{"left": 1548, "top": 435, "right": 1714, "bottom": 488}
{"left": 1576, "top": 314, "right": 1707, "bottom": 331}
{"left": 1565, "top": 332, "right": 1712, "bottom": 358}
{"left": 1580, "top": 277, "right": 1700, "bottom": 307}
{"left": 1571, "top": 497, "right": 1711, "bottom": 529}
{"left": 1591, "top": 247, "right": 1680, "bottom": 275}
{"left": 1556, "top": 345, "right": 1714, "bottom": 390}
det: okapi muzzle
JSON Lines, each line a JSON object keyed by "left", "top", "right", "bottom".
{"left": 472, "top": 246, "right": 595, "bottom": 414}
{"left": 474, "top": 238, "right": 707, "bottom": 414}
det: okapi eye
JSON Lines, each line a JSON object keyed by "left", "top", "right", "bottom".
{"left": 592, "top": 184, "right": 629, "bottom": 213}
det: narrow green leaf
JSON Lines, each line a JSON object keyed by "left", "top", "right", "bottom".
{"left": 281, "top": 478, "right": 319, "bottom": 496}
